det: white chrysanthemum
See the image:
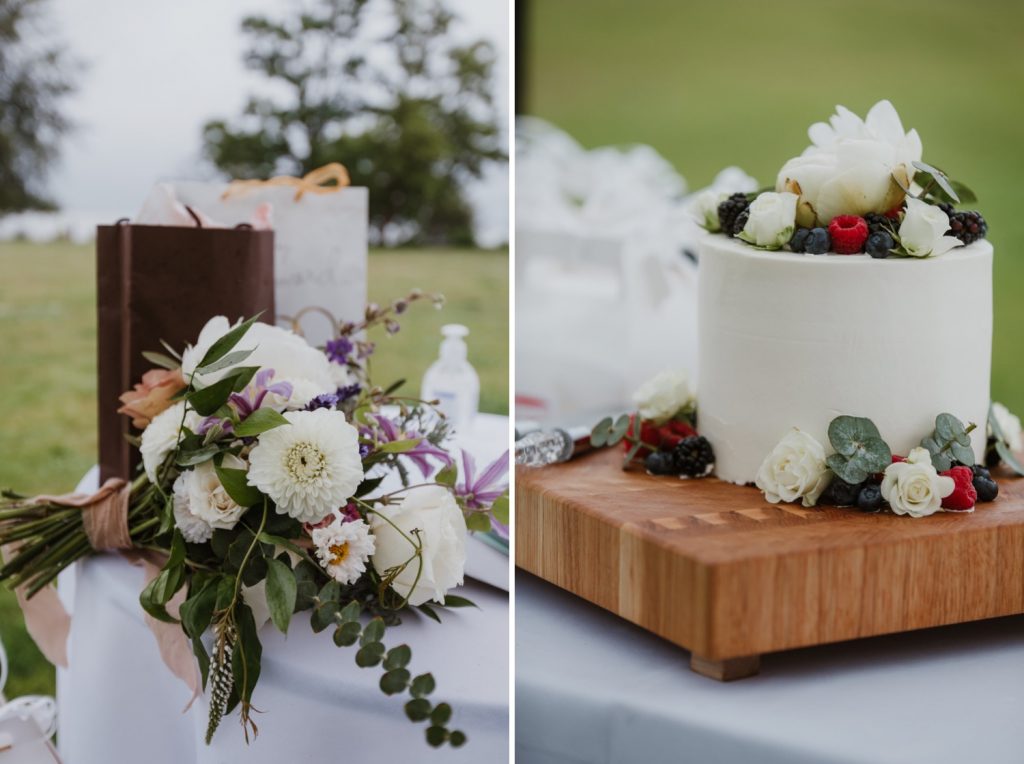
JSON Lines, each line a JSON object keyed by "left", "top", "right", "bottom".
{"left": 172, "top": 472, "right": 213, "bottom": 543}
{"left": 312, "top": 519, "right": 375, "bottom": 584}
{"left": 246, "top": 409, "right": 364, "bottom": 523}
{"left": 140, "top": 402, "right": 186, "bottom": 483}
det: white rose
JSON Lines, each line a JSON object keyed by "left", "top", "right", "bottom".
{"left": 990, "top": 402, "right": 1023, "bottom": 452}
{"left": 370, "top": 486, "right": 467, "bottom": 606}
{"left": 755, "top": 428, "right": 832, "bottom": 507}
{"left": 140, "top": 401, "right": 186, "bottom": 483}
{"left": 881, "top": 446, "right": 955, "bottom": 518}
{"left": 776, "top": 100, "right": 922, "bottom": 227}
{"left": 632, "top": 369, "right": 695, "bottom": 425}
{"left": 690, "top": 189, "right": 727, "bottom": 232}
{"left": 738, "top": 192, "right": 798, "bottom": 249}
{"left": 898, "top": 197, "right": 963, "bottom": 258}
{"left": 181, "top": 455, "right": 248, "bottom": 531}
{"left": 181, "top": 317, "right": 336, "bottom": 409}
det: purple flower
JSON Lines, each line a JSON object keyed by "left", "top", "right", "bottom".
{"left": 364, "top": 413, "right": 453, "bottom": 478}
{"left": 456, "top": 449, "right": 509, "bottom": 510}
{"left": 337, "top": 383, "right": 361, "bottom": 402}
{"left": 305, "top": 392, "right": 340, "bottom": 411}
{"left": 325, "top": 337, "right": 354, "bottom": 365}
{"left": 229, "top": 369, "right": 293, "bottom": 420}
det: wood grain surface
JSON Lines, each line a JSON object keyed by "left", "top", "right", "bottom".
{"left": 516, "top": 448, "right": 1024, "bottom": 663}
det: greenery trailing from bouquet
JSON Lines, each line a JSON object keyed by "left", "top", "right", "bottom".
{"left": 0, "top": 292, "right": 508, "bottom": 750}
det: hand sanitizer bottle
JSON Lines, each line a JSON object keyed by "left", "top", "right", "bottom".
{"left": 421, "top": 324, "right": 480, "bottom": 431}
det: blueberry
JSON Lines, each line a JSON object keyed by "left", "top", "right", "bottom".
{"left": 644, "top": 451, "right": 677, "bottom": 476}
{"left": 804, "top": 227, "right": 831, "bottom": 255}
{"left": 973, "top": 475, "right": 999, "bottom": 502}
{"left": 865, "top": 231, "right": 894, "bottom": 259}
{"left": 857, "top": 483, "right": 884, "bottom": 511}
{"left": 971, "top": 464, "right": 991, "bottom": 480}
{"left": 822, "top": 477, "right": 862, "bottom": 506}
{"left": 790, "top": 227, "right": 811, "bottom": 253}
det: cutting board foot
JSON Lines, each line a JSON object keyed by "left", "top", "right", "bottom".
{"left": 690, "top": 653, "right": 761, "bottom": 681}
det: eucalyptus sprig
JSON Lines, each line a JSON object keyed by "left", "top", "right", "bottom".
{"left": 590, "top": 413, "right": 661, "bottom": 469}
{"left": 988, "top": 404, "right": 1024, "bottom": 476}
{"left": 825, "top": 415, "right": 892, "bottom": 484}
{"left": 920, "top": 413, "right": 976, "bottom": 471}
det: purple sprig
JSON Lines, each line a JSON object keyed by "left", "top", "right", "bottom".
{"left": 364, "top": 413, "right": 453, "bottom": 478}
{"left": 455, "top": 449, "right": 510, "bottom": 510}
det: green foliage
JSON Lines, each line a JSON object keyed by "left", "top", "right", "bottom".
{"left": 0, "top": 0, "right": 77, "bottom": 214}
{"left": 920, "top": 413, "right": 976, "bottom": 471}
{"left": 825, "top": 416, "right": 892, "bottom": 484}
{"left": 989, "top": 404, "right": 1024, "bottom": 476}
{"left": 265, "top": 557, "right": 297, "bottom": 633}
{"left": 201, "top": 0, "right": 505, "bottom": 246}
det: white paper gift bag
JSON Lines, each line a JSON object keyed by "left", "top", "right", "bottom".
{"left": 137, "top": 165, "right": 368, "bottom": 348}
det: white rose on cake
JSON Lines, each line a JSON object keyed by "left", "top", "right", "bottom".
{"left": 738, "top": 192, "right": 798, "bottom": 249}
{"left": 181, "top": 316, "right": 337, "bottom": 409}
{"left": 632, "top": 369, "right": 695, "bottom": 425}
{"left": 990, "top": 402, "right": 1023, "bottom": 451}
{"left": 776, "top": 100, "right": 922, "bottom": 227}
{"left": 371, "top": 486, "right": 466, "bottom": 606}
{"left": 881, "top": 447, "right": 955, "bottom": 518}
{"left": 691, "top": 189, "right": 728, "bottom": 232}
{"left": 755, "top": 428, "right": 832, "bottom": 507}
{"left": 898, "top": 197, "right": 963, "bottom": 258}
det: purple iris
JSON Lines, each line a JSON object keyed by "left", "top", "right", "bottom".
{"left": 229, "top": 369, "right": 293, "bottom": 419}
{"left": 325, "top": 337, "right": 354, "bottom": 365}
{"left": 456, "top": 449, "right": 510, "bottom": 510}
{"left": 365, "top": 413, "right": 453, "bottom": 478}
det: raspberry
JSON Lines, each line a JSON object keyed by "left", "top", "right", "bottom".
{"left": 658, "top": 419, "right": 698, "bottom": 450}
{"left": 941, "top": 466, "right": 977, "bottom": 511}
{"left": 827, "top": 215, "right": 869, "bottom": 254}
{"left": 716, "top": 193, "right": 750, "bottom": 237}
{"left": 624, "top": 414, "right": 661, "bottom": 461}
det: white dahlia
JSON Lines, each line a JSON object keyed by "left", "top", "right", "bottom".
{"left": 140, "top": 401, "right": 187, "bottom": 483}
{"left": 312, "top": 519, "right": 376, "bottom": 585}
{"left": 246, "top": 409, "right": 364, "bottom": 523}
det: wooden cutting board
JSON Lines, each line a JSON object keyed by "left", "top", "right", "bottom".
{"left": 515, "top": 448, "right": 1024, "bottom": 680}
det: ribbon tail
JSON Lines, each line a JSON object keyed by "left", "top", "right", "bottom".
{"left": 15, "top": 584, "right": 71, "bottom": 669}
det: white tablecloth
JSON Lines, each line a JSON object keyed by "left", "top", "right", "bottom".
{"left": 516, "top": 572, "right": 1024, "bottom": 764}
{"left": 57, "top": 415, "right": 509, "bottom": 763}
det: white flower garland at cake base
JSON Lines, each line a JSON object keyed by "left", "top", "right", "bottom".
{"left": 755, "top": 428, "right": 832, "bottom": 507}
{"left": 881, "top": 447, "right": 955, "bottom": 518}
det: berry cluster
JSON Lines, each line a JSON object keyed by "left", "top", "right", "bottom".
{"left": 819, "top": 458, "right": 998, "bottom": 511}
{"left": 790, "top": 214, "right": 894, "bottom": 257}
{"left": 938, "top": 203, "right": 988, "bottom": 246}
{"left": 716, "top": 193, "right": 750, "bottom": 237}
{"left": 644, "top": 435, "right": 715, "bottom": 479}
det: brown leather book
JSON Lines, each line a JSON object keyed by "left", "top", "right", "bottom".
{"left": 96, "top": 222, "right": 275, "bottom": 482}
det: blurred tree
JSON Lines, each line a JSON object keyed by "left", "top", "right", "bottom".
{"left": 203, "top": 0, "right": 505, "bottom": 246}
{"left": 0, "top": 0, "right": 75, "bottom": 214}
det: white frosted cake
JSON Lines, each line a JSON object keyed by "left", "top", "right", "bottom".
{"left": 697, "top": 234, "right": 993, "bottom": 484}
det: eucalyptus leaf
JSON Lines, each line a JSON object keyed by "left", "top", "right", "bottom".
{"left": 361, "top": 616, "right": 385, "bottom": 645}
{"left": 333, "top": 620, "right": 362, "bottom": 647}
{"left": 265, "top": 558, "right": 297, "bottom": 634}
{"left": 590, "top": 417, "right": 614, "bottom": 448}
{"left": 405, "top": 698, "right": 432, "bottom": 722}
{"left": 426, "top": 726, "right": 448, "bottom": 747}
{"left": 826, "top": 415, "right": 891, "bottom": 482}
{"left": 380, "top": 668, "right": 411, "bottom": 695}
{"left": 913, "top": 161, "right": 960, "bottom": 203}
{"left": 384, "top": 644, "right": 412, "bottom": 670}
{"left": 355, "top": 642, "right": 386, "bottom": 667}
{"left": 430, "top": 703, "right": 452, "bottom": 725}
{"left": 948, "top": 179, "right": 978, "bottom": 205}
{"left": 410, "top": 672, "right": 436, "bottom": 698}
{"left": 608, "top": 414, "right": 631, "bottom": 445}
{"left": 996, "top": 441, "right": 1024, "bottom": 476}
{"left": 339, "top": 600, "right": 362, "bottom": 622}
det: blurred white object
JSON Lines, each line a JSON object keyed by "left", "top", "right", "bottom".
{"left": 135, "top": 178, "right": 369, "bottom": 348}
{"left": 517, "top": 119, "right": 757, "bottom": 425}
{"left": 0, "top": 638, "right": 61, "bottom": 763}
{"left": 421, "top": 324, "right": 481, "bottom": 431}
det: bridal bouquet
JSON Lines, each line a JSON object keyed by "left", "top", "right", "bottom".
{"left": 0, "top": 293, "right": 508, "bottom": 749}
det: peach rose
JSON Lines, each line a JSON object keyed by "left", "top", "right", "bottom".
{"left": 118, "top": 368, "right": 185, "bottom": 429}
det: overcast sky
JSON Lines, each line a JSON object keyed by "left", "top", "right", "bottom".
{"left": 36, "top": 0, "right": 508, "bottom": 245}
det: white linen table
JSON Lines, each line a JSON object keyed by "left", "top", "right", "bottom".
{"left": 516, "top": 571, "right": 1024, "bottom": 764}
{"left": 57, "top": 415, "right": 509, "bottom": 764}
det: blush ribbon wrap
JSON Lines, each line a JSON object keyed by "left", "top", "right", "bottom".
{"left": 4, "top": 479, "right": 201, "bottom": 707}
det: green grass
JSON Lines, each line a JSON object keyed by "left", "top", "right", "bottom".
{"left": 525, "top": 0, "right": 1024, "bottom": 414}
{"left": 0, "top": 241, "right": 507, "bottom": 699}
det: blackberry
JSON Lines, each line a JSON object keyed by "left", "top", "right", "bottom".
{"left": 947, "top": 210, "right": 988, "bottom": 245}
{"left": 672, "top": 435, "right": 715, "bottom": 478}
{"left": 857, "top": 483, "right": 884, "bottom": 511}
{"left": 821, "top": 477, "right": 863, "bottom": 507}
{"left": 973, "top": 475, "right": 999, "bottom": 503}
{"left": 717, "top": 193, "right": 750, "bottom": 237}
{"left": 937, "top": 202, "right": 956, "bottom": 217}
{"left": 864, "top": 212, "right": 896, "bottom": 236}
{"left": 865, "top": 231, "right": 894, "bottom": 259}
{"left": 790, "top": 227, "right": 811, "bottom": 253}
{"left": 804, "top": 227, "right": 831, "bottom": 255}
{"left": 730, "top": 208, "right": 750, "bottom": 237}
{"left": 644, "top": 451, "right": 677, "bottom": 476}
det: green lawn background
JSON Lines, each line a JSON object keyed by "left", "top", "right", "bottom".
{"left": 0, "top": 242, "right": 508, "bottom": 698}
{"left": 525, "top": 0, "right": 1024, "bottom": 416}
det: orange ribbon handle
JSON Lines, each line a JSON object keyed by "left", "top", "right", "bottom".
{"left": 223, "top": 162, "right": 351, "bottom": 201}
